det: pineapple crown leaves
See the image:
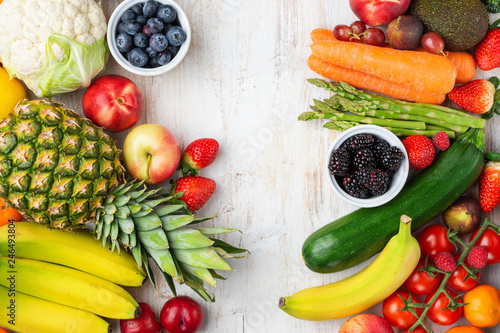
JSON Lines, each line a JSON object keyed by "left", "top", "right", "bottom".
{"left": 94, "top": 179, "right": 247, "bottom": 302}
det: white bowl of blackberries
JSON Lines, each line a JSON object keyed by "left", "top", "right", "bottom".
{"left": 107, "top": 0, "right": 191, "bottom": 75}
{"left": 326, "top": 125, "right": 409, "bottom": 208}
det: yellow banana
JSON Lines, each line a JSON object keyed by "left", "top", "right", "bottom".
{"left": 279, "top": 215, "right": 420, "bottom": 321}
{"left": 0, "top": 222, "right": 145, "bottom": 287}
{"left": 0, "top": 285, "right": 110, "bottom": 333}
{"left": 0, "top": 257, "right": 140, "bottom": 319}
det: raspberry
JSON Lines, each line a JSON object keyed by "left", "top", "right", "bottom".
{"left": 328, "top": 147, "right": 351, "bottom": 176}
{"left": 434, "top": 252, "right": 456, "bottom": 272}
{"left": 467, "top": 246, "right": 488, "bottom": 269}
{"left": 432, "top": 131, "right": 450, "bottom": 151}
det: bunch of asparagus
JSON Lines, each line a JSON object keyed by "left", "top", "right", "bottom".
{"left": 300, "top": 79, "right": 486, "bottom": 138}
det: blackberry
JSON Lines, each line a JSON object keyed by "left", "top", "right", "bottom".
{"left": 380, "top": 147, "right": 404, "bottom": 172}
{"left": 328, "top": 147, "right": 351, "bottom": 176}
{"left": 341, "top": 133, "right": 375, "bottom": 152}
{"left": 342, "top": 174, "right": 369, "bottom": 198}
{"left": 371, "top": 181, "right": 390, "bottom": 196}
{"left": 356, "top": 168, "right": 389, "bottom": 192}
{"left": 353, "top": 148, "right": 376, "bottom": 170}
{"left": 372, "top": 138, "right": 390, "bottom": 160}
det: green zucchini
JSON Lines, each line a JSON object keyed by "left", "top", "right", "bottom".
{"left": 302, "top": 128, "right": 485, "bottom": 273}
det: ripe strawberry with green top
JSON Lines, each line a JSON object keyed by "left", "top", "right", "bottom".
{"left": 479, "top": 160, "right": 500, "bottom": 213}
{"left": 174, "top": 176, "right": 216, "bottom": 211}
{"left": 181, "top": 138, "right": 219, "bottom": 175}
{"left": 448, "top": 79, "right": 496, "bottom": 114}
{"left": 475, "top": 19, "right": 500, "bottom": 71}
{"left": 402, "top": 135, "right": 435, "bottom": 170}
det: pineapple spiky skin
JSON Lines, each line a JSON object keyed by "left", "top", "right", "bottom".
{"left": 0, "top": 100, "right": 124, "bottom": 229}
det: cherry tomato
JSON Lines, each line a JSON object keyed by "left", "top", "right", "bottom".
{"left": 349, "top": 21, "right": 366, "bottom": 35}
{"left": 470, "top": 227, "right": 500, "bottom": 265}
{"left": 421, "top": 32, "right": 445, "bottom": 55}
{"left": 0, "top": 198, "right": 23, "bottom": 227}
{"left": 402, "top": 327, "right": 427, "bottom": 333}
{"left": 361, "top": 27, "right": 385, "bottom": 47}
{"left": 404, "top": 258, "right": 442, "bottom": 295}
{"left": 418, "top": 224, "right": 455, "bottom": 260}
{"left": 333, "top": 24, "right": 353, "bottom": 41}
{"left": 382, "top": 290, "right": 423, "bottom": 329}
{"left": 425, "top": 288, "right": 463, "bottom": 326}
{"left": 446, "top": 255, "right": 480, "bottom": 292}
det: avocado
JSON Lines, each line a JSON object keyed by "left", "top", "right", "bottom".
{"left": 408, "top": 0, "right": 489, "bottom": 51}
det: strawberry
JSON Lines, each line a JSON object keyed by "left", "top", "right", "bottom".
{"left": 181, "top": 138, "right": 219, "bottom": 175}
{"left": 402, "top": 135, "right": 435, "bottom": 170}
{"left": 447, "top": 79, "right": 496, "bottom": 115}
{"left": 475, "top": 20, "right": 500, "bottom": 71}
{"left": 479, "top": 160, "right": 500, "bottom": 213}
{"left": 174, "top": 176, "right": 216, "bottom": 211}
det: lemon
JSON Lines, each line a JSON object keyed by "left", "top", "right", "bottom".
{"left": 0, "top": 67, "right": 26, "bottom": 119}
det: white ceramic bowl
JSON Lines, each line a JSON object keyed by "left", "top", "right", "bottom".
{"left": 107, "top": 0, "right": 191, "bottom": 76}
{"left": 326, "top": 125, "right": 409, "bottom": 208}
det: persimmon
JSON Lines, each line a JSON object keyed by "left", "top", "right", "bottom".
{"left": 0, "top": 198, "right": 23, "bottom": 227}
{"left": 464, "top": 284, "right": 500, "bottom": 327}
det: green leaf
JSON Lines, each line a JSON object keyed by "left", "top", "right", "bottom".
{"left": 210, "top": 238, "right": 248, "bottom": 254}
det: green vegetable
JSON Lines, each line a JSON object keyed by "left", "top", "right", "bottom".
{"left": 302, "top": 129, "right": 485, "bottom": 273}
{"left": 481, "top": 0, "right": 500, "bottom": 12}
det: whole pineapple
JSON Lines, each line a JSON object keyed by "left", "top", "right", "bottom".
{"left": 0, "top": 100, "right": 244, "bottom": 301}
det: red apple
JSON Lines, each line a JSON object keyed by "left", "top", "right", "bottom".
{"left": 82, "top": 74, "right": 143, "bottom": 132}
{"left": 160, "top": 296, "right": 204, "bottom": 333}
{"left": 339, "top": 313, "right": 394, "bottom": 333}
{"left": 349, "top": 0, "right": 411, "bottom": 27}
{"left": 120, "top": 302, "right": 161, "bottom": 333}
{"left": 123, "top": 124, "right": 181, "bottom": 185}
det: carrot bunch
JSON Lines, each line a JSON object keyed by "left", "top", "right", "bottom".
{"left": 308, "top": 29, "right": 476, "bottom": 104}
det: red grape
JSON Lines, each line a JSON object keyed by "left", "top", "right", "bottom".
{"left": 421, "top": 32, "right": 445, "bottom": 55}
{"left": 349, "top": 21, "right": 366, "bottom": 35}
{"left": 333, "top": 24, "right": 353, "bottom": 41}
{"left": 361, "top": 28, "right": 385, "bottom": 47}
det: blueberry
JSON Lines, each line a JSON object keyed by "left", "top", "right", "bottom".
{"left": 143, "top": 0, "right": 158, "bottom": 18}
{"left": 116, "top": 33, "right": 134, "bottom": 53}
{"left": 148, "top": 56, "right": 160, "bottom": 68}
{"left": 145, "top": 46, "right": 158, "bottom": 58}
{"left": 134, "top": 33, "right": 148, "bottom": 48}
{"left": 136, "top": 15, "right": 147, "bottom": 25}
{"left": 147, "top": 17, "right": 164, "bottom": 34}
{"left": 121, "top": 9, "right": 136, "bottom": 22}
{"left": 127, "top": 48, "right": 148, "bottom": 67}
{"left": 157, "top": 5, "right": 177, "bottom": 24}
{"left": 157, "top": 51, "right": 172, "bottom": 66}
{"left": 124, "top": 20, "right": 142, "bottom": 36}
{"left": 165, "top": 26, "right": 186, "bottom": 46}
{"left": 165, "top": 44, "right": 180, "bottom": 57}
{"left": 130, "top": 3, "right": 144, "bottom": 15}
{"left": 149, "top": 33, "right": 168, "bottom": 52}
{"left": 117, "top": 21, "right": 128, "bottom": 34}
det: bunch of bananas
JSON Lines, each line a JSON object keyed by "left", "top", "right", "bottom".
{"left": 0, "top": 222, "right": 145, "bottom": 333}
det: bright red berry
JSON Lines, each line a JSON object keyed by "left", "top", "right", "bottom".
{"left": 432, "top": 131, "right": 450, "bottom": 151}
{"left": 434, "top": 252, "right": 456, "bottom": 272}
{"left": 181, "top": 138, "right": 219, "bottom": 175}
{"left": 402, "top": 135, "right": 435, "bottom": 170}
{"left": 448, "top": 79, "right": 496, "bottom": 114}
{"left": 467, "top": 246, "right": 488, "bottom": 269}
{"left": 479, "top": 161, "right": 500, "bottom": 213}
{"left": 475, "top": 27, "right": 500, "bottom": 71}
{"left": 174, "top": 176, "right": 216, "bottom": 211}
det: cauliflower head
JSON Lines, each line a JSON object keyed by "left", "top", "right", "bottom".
{"left": 0, "top": 0, "right": 109, "bottom": 97}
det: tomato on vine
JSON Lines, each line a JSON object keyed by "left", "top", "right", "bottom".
{"left": 446, "top": 255, "right": 480, "bottom": 292}
{"left": 404, "top": 258, "right": 442, "bottom": 295}
{"left": 418, "top": 224, "right": 455, "bottom": 259}
{"left": 382, "top": 290, "right": 422, "bottom": 329}
{"left": 425, "top": 288, "right": 463, "bottom": 326}
{"left": 470, "top": 227, "right": 500, "bottom": 265}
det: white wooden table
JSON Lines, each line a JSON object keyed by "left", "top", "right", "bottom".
{"left": 50, "top": 1, "right": 500, "bottom": 332}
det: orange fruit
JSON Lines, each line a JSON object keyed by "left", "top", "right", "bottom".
{"left": 0, "top": 326, "right": 8, "bottom": 333}
{"left": 445, "top": 325, "right": 484, "bottom": 333}
{"left": 464, "top": 284, "right": 500, "bottom": 327}
{"left": 0, "top": 198, "right": 23, "bottom": 227}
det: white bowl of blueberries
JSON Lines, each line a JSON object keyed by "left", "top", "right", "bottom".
{"left": 107, "top": 0, "right": 191, "bottom": 75}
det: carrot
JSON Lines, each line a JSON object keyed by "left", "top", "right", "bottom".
{"left": 308, "top": 55, "right": 446, "bottom": 104}
{"left": 311, "top": 40, "right": 457, "bottom": 95}
{"left": 310, "top": 28, "right": 335, "bottom": 42}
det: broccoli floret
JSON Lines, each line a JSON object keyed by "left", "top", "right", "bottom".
{"left": 482, "top": 0, "right": 500, "bottom": 13}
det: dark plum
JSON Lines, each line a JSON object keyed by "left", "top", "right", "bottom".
{"left": 127, "top": 48, "right": 149, "bottom": 67}
{"left": 165, "top": 26, "right": 186, "bottom": 47}
{"left": 116, "top": 33, "right": 134, "bottom": 53}
{"left": 149, "top": 33, "right": 168, "bottom": 52}
{"left": 130, "top": 3, "right": 144, "bottom": 15}
{"left": 121, "top": 9, "right": 136, "bottom": 22}
{"left": 157, "top": 51, "right": 172, "bottom": 66}
{"left": 134, "top": 33, "right": 149, "bottom": 48}
{"left": 124, "top": 20, "right": 142, "bottom": 36}
{"left": 157, "top": 5, "right": 177, "bottom": 24}
{"left": 143, "top": 0, "right": 159, "bottom": 18}
{"left": 147, "top": 17, "right": 164, "bottom": 34}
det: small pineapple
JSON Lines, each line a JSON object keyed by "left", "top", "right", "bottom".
{"left": 0, "top": 100, "right": 245, "bottom": 301}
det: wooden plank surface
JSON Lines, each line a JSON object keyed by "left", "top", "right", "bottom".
{"left": 47, "top": 1, "right": 500, "bottom": 332}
